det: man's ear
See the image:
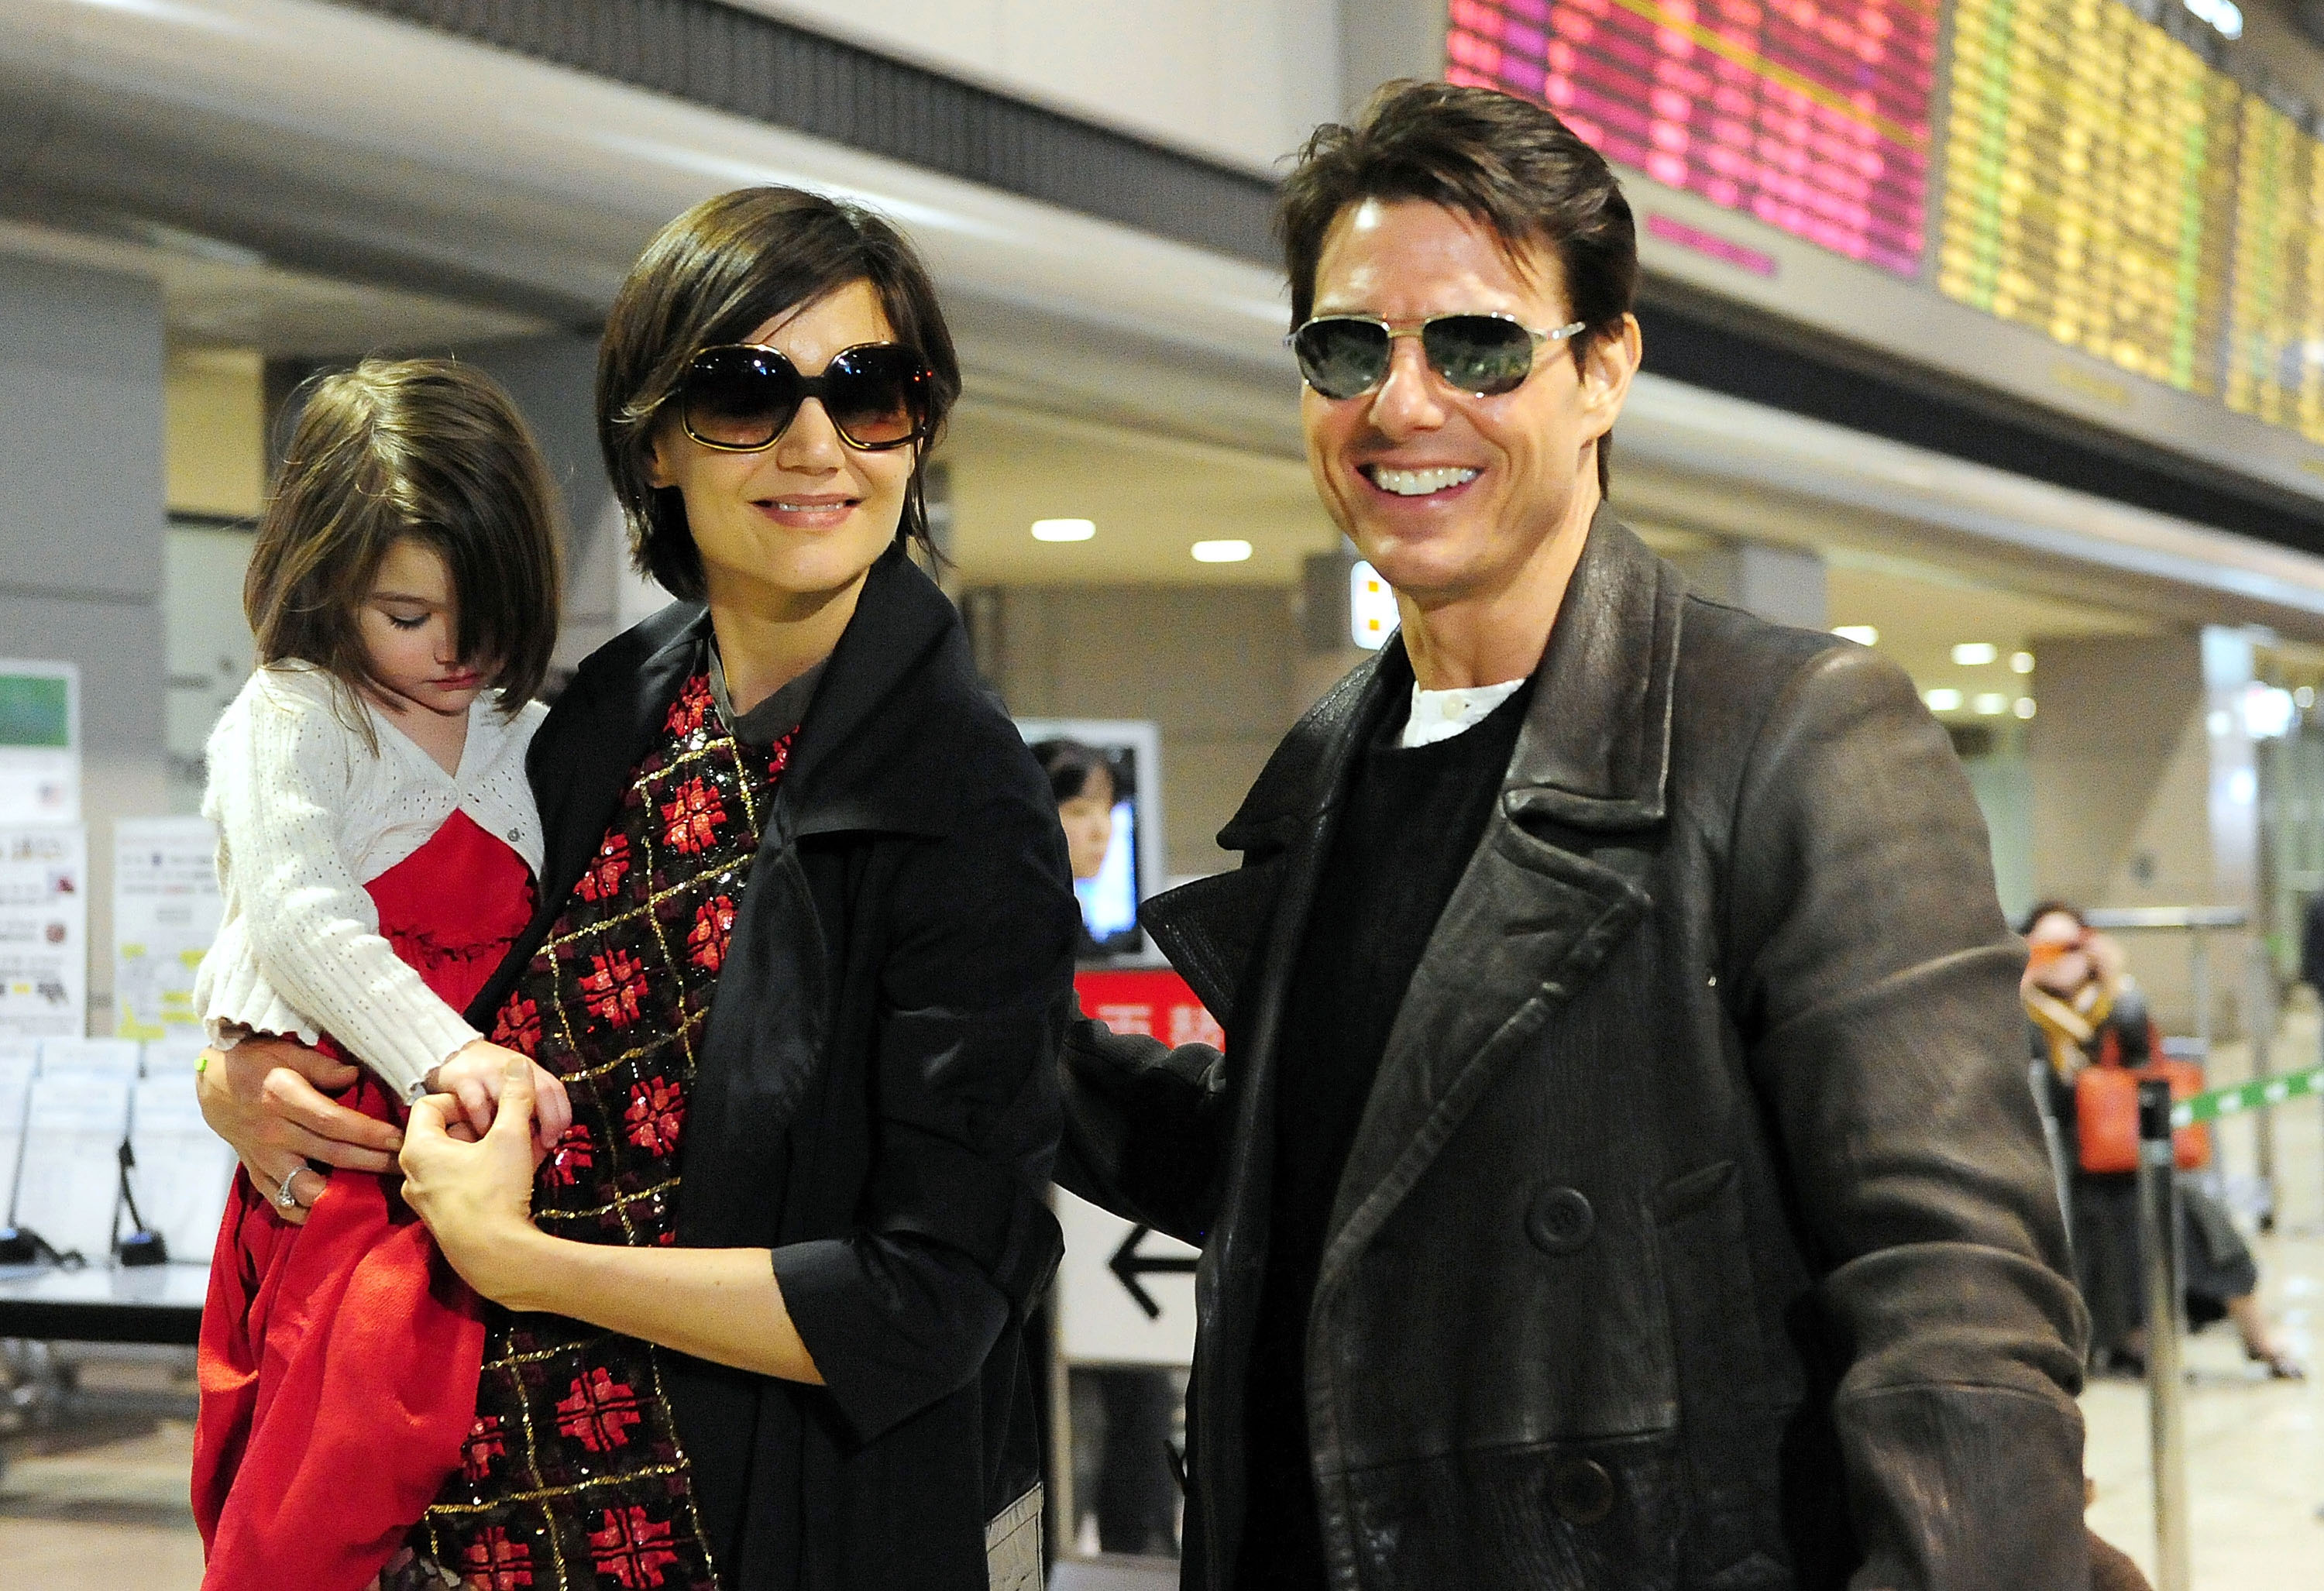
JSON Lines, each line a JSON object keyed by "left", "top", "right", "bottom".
{"left": 1578, "top": 313, "right": 1642, "bottom": 438}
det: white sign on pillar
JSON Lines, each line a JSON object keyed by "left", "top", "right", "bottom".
{"left": 0, "top": 823, "right": 88, "bottom": 1039}
{"left": 0, "top": 660, "right": 81, "bottom": 823}
{"left": 1054, "top": 1187, "right": 1199, "bottom": 1368}
{"left": 112, "top": 816, "right": 222, "bottom": 1043}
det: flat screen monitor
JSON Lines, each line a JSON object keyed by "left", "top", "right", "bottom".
{"left": 1016, "top": 719, "right": 1166, "bottom": 964}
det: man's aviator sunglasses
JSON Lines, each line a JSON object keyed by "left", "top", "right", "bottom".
{"left": 1288, "top": 313, "right": 1589, "bottom": 400}
{"left": 676, "top": 342, "right": 933, "bottom": 452}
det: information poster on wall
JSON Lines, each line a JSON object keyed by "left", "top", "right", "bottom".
{"left": 0, "top": 823, "right": 87, "bottom": 1039}
{"left": 113, "top": 816, "right": 222, "bottom": 1043}
{"left": 0, "top": 661, "right": 80, "bottom": 823}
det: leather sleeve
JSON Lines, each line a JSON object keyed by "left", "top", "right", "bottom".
{"left": 1054, "top": 1015, "right": 1228, "bottom": 1246}
{"left": 1725, "top": 644, "right": 2092, "bottom": 1591}
{"left": 772, "top": 782, "right": 1078, "bottom": 1445}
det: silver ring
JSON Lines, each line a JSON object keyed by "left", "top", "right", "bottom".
{"left": 274, "top": 1167, "right": 301, "bottom": 1208}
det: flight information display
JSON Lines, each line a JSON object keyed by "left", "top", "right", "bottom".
{"left": 2226, "top": 96, "right": 2324, "bottom": 443}
{"left": 1937, "top": 0, "right": 2240, "bottom": 397}
{"left": 1446, "top": 0, "right": 1938, "bottom": 275}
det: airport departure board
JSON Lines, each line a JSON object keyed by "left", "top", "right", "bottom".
{"left": 1937, "top": 0, "right": 2240, "bottom": 396}
{"left": 1446, "top": 0, "right": 1937, "bottom": 275}
{"left": 2226, "top": 96, "right": 2324, "bottom": 442}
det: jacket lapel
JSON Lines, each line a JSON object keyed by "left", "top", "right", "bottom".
{"left": 1318, "top": 514, "right": 1683, "bottom": 1282}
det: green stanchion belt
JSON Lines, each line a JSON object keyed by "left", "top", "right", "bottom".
{"left": 2168, "top": 1063, "right": 2324, "bottom": 1129}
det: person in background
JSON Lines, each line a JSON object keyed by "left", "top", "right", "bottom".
{"left": 1058, "top": 81, "right": 2099, "bottom": 1589}
{"left": 187, "top": 358, "right": 572, "bottom": 1591}
{"left": 200, "top": 185, "right": 1077, "bottom": 1589}
{"left": 1032, "top": 737, "right": 1181, "bottom": 1557}
{"left": 2023, "top": 902, "right": 2302, "bottom": 1380}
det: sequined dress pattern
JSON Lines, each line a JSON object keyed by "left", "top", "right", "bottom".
{"left": 419, "top": 670, "right": 792, "bottom": 1590}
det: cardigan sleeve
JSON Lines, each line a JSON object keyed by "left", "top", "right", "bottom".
{"left": 197, "top": 669, "right": 480, "bottom": 1098}
{"left": 770, "top": 779, "right": 1078, "bottom": 1445}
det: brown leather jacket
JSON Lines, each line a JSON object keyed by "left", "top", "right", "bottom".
{"left": 1060, "top": 513, "right": 2091, "bottom": 1589}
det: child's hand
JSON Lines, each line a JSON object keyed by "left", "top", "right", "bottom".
{"left": 427, "top": 1042, "right": 573, "bottom": 1156}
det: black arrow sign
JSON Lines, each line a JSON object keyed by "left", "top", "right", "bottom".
{"left": 1108, "top": 1224, "right": 1198, "bottom": 1320}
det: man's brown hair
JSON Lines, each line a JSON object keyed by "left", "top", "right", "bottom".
{"left": 597, "top": 186, "right": 964, "bottom": 603}
{"left": 1277, "top": 80, "right": 1638, "bottom": 493}
{"left": 244, "top": 358, "right": 563, "bottom": 728}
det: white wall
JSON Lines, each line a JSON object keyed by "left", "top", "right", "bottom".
{"left": 0, "top": 253, "right": 170, "bottom": 1033}
{"left": 734, "top": 0, "right": 1346, "bottom": 176}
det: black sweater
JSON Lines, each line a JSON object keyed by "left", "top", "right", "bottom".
{"left": 1236, "top": 679, "right": 1535, "bottom": 1589}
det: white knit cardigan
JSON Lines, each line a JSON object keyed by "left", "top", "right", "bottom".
{"left": 194, "top": 662, "right": 548, "bottom": 1100}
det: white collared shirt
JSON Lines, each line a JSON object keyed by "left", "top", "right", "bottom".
{"left": 1401, "top": 678, "right": 1527, "bottom": 748}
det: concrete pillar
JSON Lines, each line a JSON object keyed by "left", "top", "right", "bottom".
{"left": 0, "top": 254, "right": 169, "bottom": 1034}
{"left": 459, "top": 333, "right": 655, "bottom": 673}
{"left": 2027, "top": 630, "right": 2258, "bottom": 1038}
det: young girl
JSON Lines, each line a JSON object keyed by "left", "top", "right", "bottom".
{"left": 189, "top": 358, "right": 573, "bottom": 1591}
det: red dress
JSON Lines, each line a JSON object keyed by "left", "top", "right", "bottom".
{"left": 192, "top": 809, "right": 535, "bottom": 1591}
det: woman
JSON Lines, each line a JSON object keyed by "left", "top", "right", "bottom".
{"left": 2021, "top": 902, "right": 2299, "bottom": 1379}
{"left": 200, "top": 186, "right": 1078, "bottom": 1589}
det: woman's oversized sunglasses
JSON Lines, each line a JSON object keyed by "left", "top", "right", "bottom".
{"left": 1287, "top": 312, "right": 1589, "bottom": 400}
{"left": 676, "top": 341, "right": 933, "bottom": 452}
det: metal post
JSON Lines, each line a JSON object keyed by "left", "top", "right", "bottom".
{"left": 2137, "top": 1077, "right": 2192, "bottom": 1591}
{"left": 2246, "top": 940, "right": 2278, "bottom": 1228}
{"left": 2189, "top": 926, "right": 2212, "bottom": 1067}
{"left": 2030, "top": 1061, "right": 2075, "bottom": 1266}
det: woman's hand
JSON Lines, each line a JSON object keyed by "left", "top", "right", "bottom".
{"left": 400, "top": 1059, "right": 548, "bottom": 1306}
{"left": 196, "top": 1035, "right": 403, "bottom": 1225}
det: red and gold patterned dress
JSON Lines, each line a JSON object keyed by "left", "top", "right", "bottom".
{"left": 417, "top": 671, "right": 791, "bottom": 1591}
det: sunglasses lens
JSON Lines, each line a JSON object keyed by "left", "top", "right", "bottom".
{"left": 1292, "top": 318, "right": 1391, "bottom": 400}
{"left": 823, "top": 345, "right": 930, "bottom": 448}
{"left": 681, "top": 348, "right": 800, "bottom": 448}
{"left": 1422, "top": 315, "right": 1537, "bottom": 395}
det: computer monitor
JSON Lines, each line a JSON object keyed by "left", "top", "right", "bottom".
{"left": 1016, "top": 719, "right": 1166, "bottom": 964}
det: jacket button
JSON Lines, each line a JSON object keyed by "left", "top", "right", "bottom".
{"left": 1550, "top": 1457, "right": 1614, "bottom": 1526}
{"left": 1526, "top": 1186, "right": 1594, "bottom": 1256}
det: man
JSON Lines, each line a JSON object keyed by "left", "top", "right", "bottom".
{"left": 1059, "top": 81, "right": 2094, "bottom": 1588}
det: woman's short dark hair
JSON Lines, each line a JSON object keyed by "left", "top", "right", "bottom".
{"left": 244, "top": 358, "right": 562, "bottom": 732}
{"left": 1277, "top": 80, "right": 1638, "bottom": 494}
{"left": 1030, "top": 738, "right": 1122, "bottom": 807}
{"left": 598, "top": 186, "right": 964, "bottom": 603}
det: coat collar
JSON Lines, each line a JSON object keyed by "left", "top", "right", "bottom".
{"left": 1217, "top": 507, "right": 1679, "bottom": 854}
{"left": 591, "top": 544, "right": 971, "bottom": 845}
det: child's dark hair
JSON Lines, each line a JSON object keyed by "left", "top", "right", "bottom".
{"left": 245, "top": 359, "right": 562, "bottom": 728}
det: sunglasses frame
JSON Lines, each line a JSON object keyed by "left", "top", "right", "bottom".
{"left": 676, "top": 340, "right": 933, "bottom": 454}
{"left": 1287, "top": 311, "right": 1590, "bottom": 400}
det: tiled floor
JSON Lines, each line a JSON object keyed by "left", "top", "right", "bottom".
{"left": 9, "top": 1022, "right": 2324, "bottom": 1589}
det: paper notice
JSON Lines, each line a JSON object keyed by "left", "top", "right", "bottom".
{"left": 113, "top": 816, "right": 222, "bottom": 1044}
{"left": 9, "top": 1070, "right": 129, "bottom": 1259}
{"left": 0, "top": 824, "right": 87, "bottom": 1040}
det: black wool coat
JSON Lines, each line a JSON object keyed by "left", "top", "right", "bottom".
{"left": 464, "top": 546, "right": 1078, "bottom": 1589}
{"left": 1061, "top": 514, "right": 2092, "bottom": 1591}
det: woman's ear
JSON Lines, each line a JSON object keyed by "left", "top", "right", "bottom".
{"left": 644, "top": 425, "right": 679, "bottom": 490}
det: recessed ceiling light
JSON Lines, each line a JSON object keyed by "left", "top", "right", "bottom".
{"left": 1974, "top": 692, "right": 2009, "bottom": 716}
{"left": 1031, "top": 518, "right": 1095, "bottom": 542}
{"left": 2010, "top": 651, "right": 2034, "bottom": 674}
{"left": 1832, "top": 624, "right": 1878, "bottom": 645}
{"left": 1191, "top": 539, "right": 1252, "bottom": 563}
{"left": 2015, "top": 697, "right": 2037, "bottom": 719}
{"left": 1925, "top": 688, "right": 1963, "bottom": 712}
{"left": 1951, "top": 642, "right": 1999, "bottom": 666}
